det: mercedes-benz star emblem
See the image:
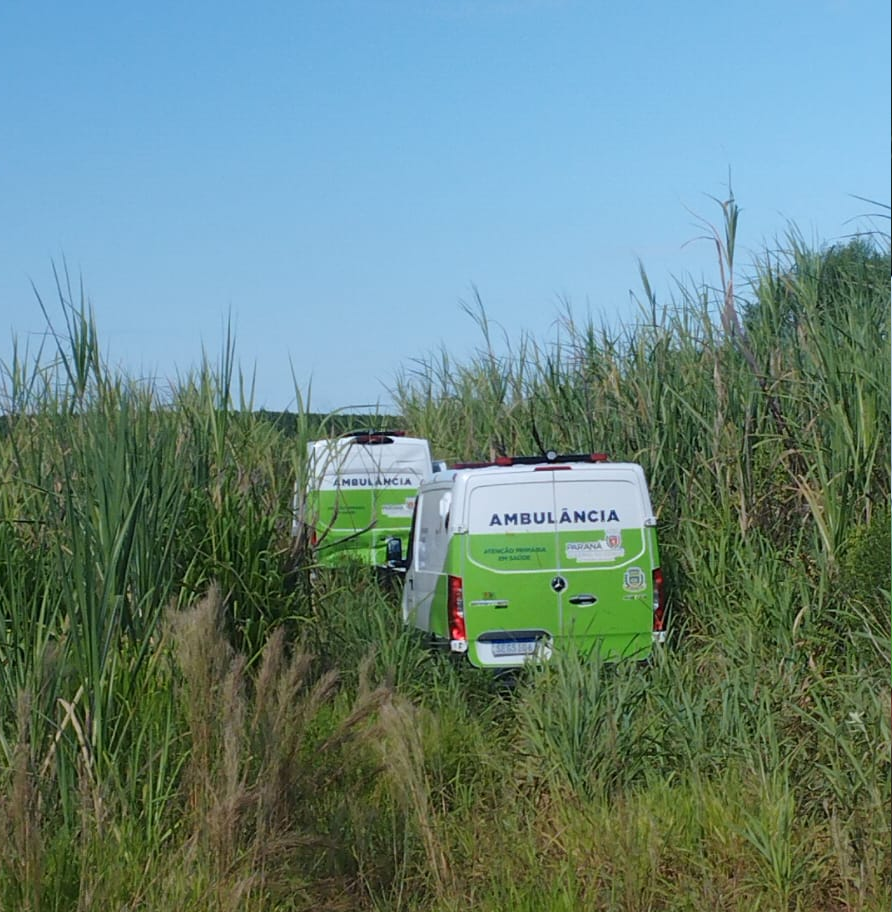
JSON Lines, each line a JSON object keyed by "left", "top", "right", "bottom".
{"left": 550, "top": 575, "right": 567, "bottom": 593}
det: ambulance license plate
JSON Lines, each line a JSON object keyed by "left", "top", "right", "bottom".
{"left": 491, "top": 640, "right": 537, "bottom": 657}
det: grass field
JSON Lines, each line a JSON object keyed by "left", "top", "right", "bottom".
{"left": 0, "top": 211, "right": 889, "bottom": 910}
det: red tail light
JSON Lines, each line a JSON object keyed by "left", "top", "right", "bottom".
{"left": 448, "top": 575, "right": 467, "bottom": 642}
{"left": 652, "top": 568, "right": 665, "bottom": 632}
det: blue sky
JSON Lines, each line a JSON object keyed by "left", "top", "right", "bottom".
{"left": 1, "top": 0, "right": 889, "bottom": 412}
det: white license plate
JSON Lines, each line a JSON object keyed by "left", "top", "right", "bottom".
{"left": 491, "top": 640, "right": 537, "bottom": 657}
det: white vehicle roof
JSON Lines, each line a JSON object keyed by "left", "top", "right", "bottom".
{"left": 424, "top": 458, "right": 649, "bottom": 483}
{"left": 419, "top": 458, "right": 656, "bottom": 527}
{"left": 307, "top": 432, "right": 433, "bottom": 482}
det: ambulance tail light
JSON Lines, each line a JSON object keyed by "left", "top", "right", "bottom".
{"left": 652, "top": 568, "right": 666, "bottom": 644}
{"left": 448, "top": 575, "right": 468, "bottom": 649}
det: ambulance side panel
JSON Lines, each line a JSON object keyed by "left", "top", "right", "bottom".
{"left": 402, "top": 482, "right": 453, "bottom": 633}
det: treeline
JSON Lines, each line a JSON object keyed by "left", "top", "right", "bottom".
{"left": 254, "top": 410, "right": 402, "bottom": 438}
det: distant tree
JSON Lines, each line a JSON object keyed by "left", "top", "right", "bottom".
{"left": 744, "top": 236, "right": 890, "bottom": 342}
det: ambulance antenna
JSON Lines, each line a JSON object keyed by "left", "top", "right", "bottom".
{"left": 529, "top": 408, "right": 548, "bottom": 459}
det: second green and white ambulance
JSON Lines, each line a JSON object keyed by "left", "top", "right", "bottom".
{"left": 396, "top": 453, "right": 665, "bottom": 667}
{"left": 299, "top": 430, "right": 438, "bottom": 568}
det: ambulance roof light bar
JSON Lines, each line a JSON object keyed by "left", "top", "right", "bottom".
{"left": 340, "top": 429, "right": 406, "bottom": 438}
{"left": 451, "top": 452, "right": 609, "bottom": 469}
{"left": 336, "top": 429, "right": 408, "bottom": 445}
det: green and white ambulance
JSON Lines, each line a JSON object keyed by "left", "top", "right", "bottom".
{"left": 299, "top": 431, "right": 438, "bottom": 568}
{"left": 396, "top": 453, "right": 665, "bottom": 667}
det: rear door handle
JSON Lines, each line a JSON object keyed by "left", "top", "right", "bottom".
{"left": 568, "top": 594, "right": 597, "bottom": 606}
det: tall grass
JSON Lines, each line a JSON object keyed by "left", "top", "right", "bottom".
{"left": 0, "top": 212, "right": 888, "bottom": 910}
